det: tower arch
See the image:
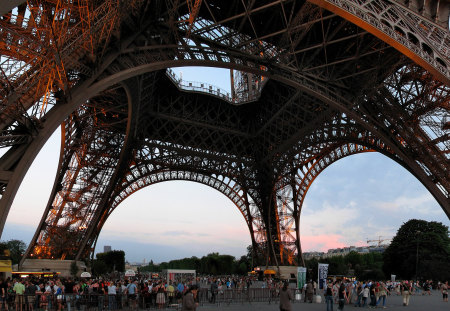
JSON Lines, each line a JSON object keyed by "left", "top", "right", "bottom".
{"left": 83, "top": 171, "right": 264, "bottom": 261}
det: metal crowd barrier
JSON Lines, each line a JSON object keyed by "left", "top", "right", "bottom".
{"left": 5, "top": 288, "right": 299, "bottom": 310}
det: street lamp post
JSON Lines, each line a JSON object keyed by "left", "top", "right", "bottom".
{"left": 415, "top": 231, "right": 421, "bottom": 285}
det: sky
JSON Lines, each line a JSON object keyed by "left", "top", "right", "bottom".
{"left": 2, "top": 67, "right": 449, "bottom": 264}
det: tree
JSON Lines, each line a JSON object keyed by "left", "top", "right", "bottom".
{"left": 96, "top": 250, "right": 125, "bottom": 273}
{"left": 304, "top": 250, "right": 385, "bottom": 281}
{"left": 92, "top": 260, "right": 107, "bottom": 276}
{"left": 246, "top": 244, "right": 265, "bottom": 267}
{"left": 345, "top": 251, "right": 363, "bottom": 269}
{"left": 0, "top": 240, "right": 27, "bottom": 265}
{"left": 70, "top": 261, "right": 79, "bottom": 278}
{"left": 383, "top": 219, "right": 450, "bottom": 281}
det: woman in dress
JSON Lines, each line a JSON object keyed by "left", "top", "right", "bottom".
{"left": 155, "top": 282, "right": 166, "bottom": 309}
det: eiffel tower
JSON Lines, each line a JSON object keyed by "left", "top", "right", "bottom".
{"left": 0, "top": 0, "right": 448, "bottom": 267}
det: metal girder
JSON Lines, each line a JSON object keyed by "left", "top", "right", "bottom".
{"left": 308, "top": 0, "right": 450, "bottom": 84}
{"left": 0, "top": 0, "right": 447, "bottom": 266}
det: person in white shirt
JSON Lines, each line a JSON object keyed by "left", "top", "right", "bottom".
{"left": 108, "top": 282, "right": 117, "bottom": 310}
{"left": 362, "top": 284, "right": 370, "bottom": 307}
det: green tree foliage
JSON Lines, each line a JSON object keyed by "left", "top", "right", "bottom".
{"left": 94, "top": 250, "right": 125, "bottom": 275}
{"left": 304, "top": 251, "right": 385, "bottom": 281}
{"left": 236, "top": 255, "right": 251, "bottom": 275}
{"left": 0, "top": 239, "right": 27, "bottom": 265}
{"left": 246, "top": 244, "right": 266, "bottom": 267}
{"left": 92, "top": 260, "right": 107, "bottom": 276}
{"left": 70, "top": 261, "right": 79, "bottom": 278}
{"left": 304, "top": 257, "right": 319, "bottom": 281}
{"left": 139, "top": 252, "right": 253, "bottom": 275}
{"left": 383, "top": 219, "right": 450, "bottom": 281}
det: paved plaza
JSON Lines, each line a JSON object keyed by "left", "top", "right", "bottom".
{"left": 195, "top": 290, "right": 448, "bottom": 311}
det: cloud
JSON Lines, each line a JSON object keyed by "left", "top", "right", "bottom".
{"left": 301, "top": 201, "right": 361, "bottom": 235}
{"left": 373, "top": 193, "right": 442, "bottom": 215}
{"left": 163, "top": 230, "right": 190, "bottom": 236}
{"left": 301, "top": 234, "right": 345, "bottom": 252}
{"left": 299, "top": 199, "right": 406, "bottom": 251}
{"left": 196, "top": 233, "right": 210, "bottom": 237}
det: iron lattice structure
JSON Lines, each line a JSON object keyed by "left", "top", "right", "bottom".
{"left": 0, "top": 0, "right": 448, "bottom": 266}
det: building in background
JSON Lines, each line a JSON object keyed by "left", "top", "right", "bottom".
{"left": 304, "top": 244, "right": 389, "bottom": 260}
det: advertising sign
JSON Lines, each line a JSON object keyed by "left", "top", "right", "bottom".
{"left": 125, "top": 270, "right": 136, "bottom": 277}
{"left": 318, "top": 263, "right": 329, "bottom": 290}
{"left": 297, "top": 267, "right": 307, "bottom": 289}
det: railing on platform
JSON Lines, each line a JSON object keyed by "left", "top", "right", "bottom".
{"left": 166, "top": 68, "right": 263, "bottom": 105}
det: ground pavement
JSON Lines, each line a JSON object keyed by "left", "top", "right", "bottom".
{"left": 195, "top": 290, "right": 448, "bottom": 311}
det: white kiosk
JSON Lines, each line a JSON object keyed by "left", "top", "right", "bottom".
{"left": 162, "top": 269, "right": 196, "bottom": 282}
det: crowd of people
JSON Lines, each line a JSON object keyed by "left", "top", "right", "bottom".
{"left": 0, "top": 275, "right": 264, "bottom": 311}
{"left": 1, "top": 275, "right": 448, "bottom": 311}
{"left": 320, "top": 279, "right": 449, "bottom": 310}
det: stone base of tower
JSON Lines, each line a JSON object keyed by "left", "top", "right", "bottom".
{"left": 19, "top": 259, "right": 88, "bottom": 278}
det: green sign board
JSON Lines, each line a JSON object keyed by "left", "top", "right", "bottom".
{"left": 297, "top": 267, "right": 306, "bottom": 289}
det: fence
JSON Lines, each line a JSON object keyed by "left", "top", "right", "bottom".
{"left": 6, "top": 288, "right": 301, "bottom": 310}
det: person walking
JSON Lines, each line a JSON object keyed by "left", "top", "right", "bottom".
{"left": 324, "top": 281, "right": 334, "bottom": 311}
{"left": 191, "top": 285, "right": 199, "bottom": 311}
{"left": 337, "top": 280, "right": 347, "bottom": 311}
{"left": 209, "top": 279, "right": 217, "bottom": 304}
{"left": 441, "top": 281, "right": 448, "bottom": 302}
{"left": 0, "top": 279, "right": 8, "bottom": 311}
{"left": 306, "top": 280, "right": 314, "bottom": 303}
{"left": 361, "top": 283, "right": 369, "bottom": 307}
{"left": 353, "top": 282, "right": 362, "bottom": 307}
{"left": 181, "top": 287, "right": 195, "bottom": 311}
{"left": 401, "top": 281, "right": 412, "bottom": 306}
{"left": 376, "top": 282, "right": 388, "bottom": 308}
{"left": 369, "top": 282, "right": 376, "bottom": 308}
{"left": 279, "top": 283, "right": 293, "bottom": 311}
{"left": 332, "top": 281, "right": 339, "bottom": 304}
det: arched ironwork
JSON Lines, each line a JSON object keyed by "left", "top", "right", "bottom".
{"left": 86, "top": 170, "right": 264, "bottom": 262}
{"left": 0, "top": 1, "right": 447, "bottom": 267}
